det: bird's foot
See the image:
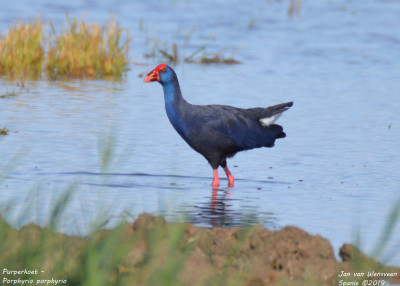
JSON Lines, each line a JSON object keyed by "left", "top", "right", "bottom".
{"left": 227, "top": 175, "right": 235, "bottom": 187}
{"left": 223, "top": 167, "right": 235, "bottom": 187}
{"left": 211, "top": 180, "right": 220, "bottom": 188}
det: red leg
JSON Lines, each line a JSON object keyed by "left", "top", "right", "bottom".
{"left": 223, "top": 167, "right": 235, "bottom": 187}
{"left": 212, "top": 169, "right": 219, "bottom": 188}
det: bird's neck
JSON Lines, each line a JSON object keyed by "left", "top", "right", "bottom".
{"left": 162, "top": 79, "right": 189, "bottom": 135}
{"left": 162, "top": 80, "right": 185, "bottom": 107}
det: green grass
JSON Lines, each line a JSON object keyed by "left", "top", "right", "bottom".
{"left": 371, "top": 197, "right": 400, "bottom": 263}
{"left": 335, "top": 198, "right": 400, "bottom": 285}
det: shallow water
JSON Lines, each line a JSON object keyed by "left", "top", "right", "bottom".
{"left": 1, "top": 0, "right": 400, "bottom": 264}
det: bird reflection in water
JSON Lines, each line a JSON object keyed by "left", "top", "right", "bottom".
{"left": 187, "top": 185, "right": 278, "bottom": 229}
{"left": 209, "top": 187, "right": 234, "bottom": 227}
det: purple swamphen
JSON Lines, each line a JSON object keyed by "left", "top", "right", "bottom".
{"left": 144, "top": 64, "right": 292, "bottom": 188}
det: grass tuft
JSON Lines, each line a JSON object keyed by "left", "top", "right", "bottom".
{"left": 45, "top": 16, "right": 130, "bottom": 78}
{"left": 0, "top": 17, "right": 130, "bottom": 80}
{"left": 0, "top": 19, "right": 45, "bottom": 81}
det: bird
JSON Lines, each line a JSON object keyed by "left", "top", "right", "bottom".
{"left": 144, "top": 64, "right": 292, "bottom": 188}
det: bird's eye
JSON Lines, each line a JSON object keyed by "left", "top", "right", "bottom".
{"left": 160, "top": 68, "right": 166, "bottom": 73}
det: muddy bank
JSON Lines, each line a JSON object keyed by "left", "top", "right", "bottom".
{"left": 126, "top": 214, "right": 400, "bottom": 285}
{"left": 1, "top": 214, "right": 399, "bottom": 286}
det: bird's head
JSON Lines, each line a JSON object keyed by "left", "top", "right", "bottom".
{"left": 143, "top": 64, "right": 174, "bottom": 85}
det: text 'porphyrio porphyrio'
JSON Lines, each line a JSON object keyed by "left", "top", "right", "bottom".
{"left": 144, "top": 64, "right": 292, "bottom": 188}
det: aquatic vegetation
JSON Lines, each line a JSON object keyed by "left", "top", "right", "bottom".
{"left": 0, "top": 20, "right": 45, "bottom": 78}
{"left": 247, "top": 17, "right": 258, "bottom": 29}
{"left": 158, "top": 43, "right": 179, "bottom": 66}
{"left": 0, "top": 89, "right": 18, "bottom": 98}
{"left": 142, "top": 24, "right": 240, "bottom": 66}
{"left": 45, "top": 17, "right": 130, "bottom": 78}
{"left": 288, "top": 0, "right": 302, "bottom": 16}
{"left": 187, "top": 52, "right": 241, "bottom": 64}
{"left": 149, "top": 42, "right": 241, "bottom": 66}
{"left": 0, "top": 128, "right": 9, "bottom": 135}
{"left": 0, "top": 17, "right": 130, "bottom": 79}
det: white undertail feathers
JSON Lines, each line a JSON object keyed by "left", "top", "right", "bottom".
{"left": 259, "top": 113, "right": 282, "bottom": 127}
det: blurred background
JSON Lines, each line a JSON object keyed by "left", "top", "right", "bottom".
{"left": 0, "top": 0, "right": 399, "bottom": 265}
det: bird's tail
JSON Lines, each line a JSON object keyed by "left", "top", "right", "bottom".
{"left": 269, "top": 102, "right": 293, "bottom": 116}
{"left": 259, "top": 102, "right": 293, "bottom": 127}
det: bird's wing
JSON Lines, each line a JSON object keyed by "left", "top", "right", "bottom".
{"left": 189, "top": 102, "right": 292, "bottom": 150}
{"left": 190, "top": 104, "right": 269, "bottom": 149}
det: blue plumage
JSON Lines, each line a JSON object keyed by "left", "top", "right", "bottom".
{"left": 144, "top": 64, "right": 292, "bottom": 187}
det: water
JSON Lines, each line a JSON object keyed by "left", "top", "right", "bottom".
{"left": 1, "top": 0, "right": 400, "bottom": 264}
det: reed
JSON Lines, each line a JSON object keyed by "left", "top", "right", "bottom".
{"left": 0, "top": 20, "right": 45, "bottom": 79}
{"left": 45, "top": 17, "right": 130, "bottom": 78}
{"left": 288, "top": 0, "right": 302, "bottom": 16}
{"left": 0, "top": 17, "right": 130, "bottom": 79}
{"left": 155, "top": 43, "right": 241, "bottom": 66}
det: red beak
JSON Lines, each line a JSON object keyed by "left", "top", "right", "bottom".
{"left": 143, "top": 70, "right": 159, "bottom": 83}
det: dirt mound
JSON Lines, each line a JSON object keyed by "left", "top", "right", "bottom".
{"left": 124, "top": 214, "right": 400, "bottom": 285}
{"left": 1, "top": 214, "right": 399, "bottom": 286}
